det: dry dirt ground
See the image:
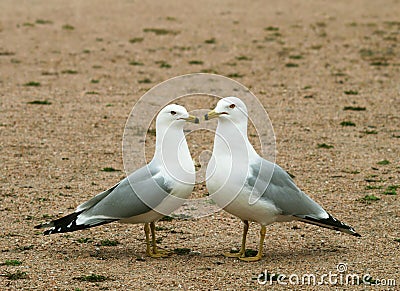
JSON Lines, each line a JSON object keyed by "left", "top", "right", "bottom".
{"left": 1, "top": 0, "right": 399, "bottom": 290}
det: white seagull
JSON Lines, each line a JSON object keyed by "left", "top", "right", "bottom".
{"left": 205, "top": 97, "right": 360, "bottom": 262}
{"left": 36, "top": 104, "right": 199, "bottom": 258}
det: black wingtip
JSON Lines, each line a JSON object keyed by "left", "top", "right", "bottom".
{"left": 34, "top": 222, "right": 53, "bottom": 231}
{"left": 43, "top": 229, "right": 53, "bottom": 235}
{"left": 295, "top": 213, "right": 361, "bottom": 237}
{"left": 35, "top": 211, "right": 84, "bottom": 235}
{"left": 35, "top": 210, "right": 117, "bottom": 235}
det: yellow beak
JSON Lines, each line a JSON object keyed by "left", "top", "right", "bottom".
{"left": 183, "top": 115, "right": 200, "bottom": 124}
{"left": 204, "top": 109, "right": 221, "bottom": 120}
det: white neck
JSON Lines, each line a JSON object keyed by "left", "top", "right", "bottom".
{"left": 206, "top": 117, "right": 259, "bottom": 206}
{"left": 153, "top": 124, "right": 194, "bottom": 183}
{"left": 213, "top": 118, "right": 259, "bottom": 163}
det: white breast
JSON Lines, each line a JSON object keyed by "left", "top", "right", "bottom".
{"left": 223, "top": 188, "right": 281, "bottom": 226}
{"left": 207, "top": 156, "right": 281, "bottom": 226}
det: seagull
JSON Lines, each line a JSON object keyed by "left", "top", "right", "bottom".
{"left": 204, "top": 97, "right": 360, "bottom": 262}
{"left": 35, "top": 104, "right": 199, "bottom": 258}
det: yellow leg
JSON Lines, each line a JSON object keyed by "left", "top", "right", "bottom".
{"left": 150, "top": 221, "right": 170, "bottom": 257}
{"left": 144, "top": 223, "right": 152, "bottom": 256}
{"left": 144, "top": 222, "right": 169, "bottom": 258}
{"left": 240, "top": 225, "right": 266, "bottom": 262}
{"left": 224, "top": 220, "right": 249, "bottom": 258}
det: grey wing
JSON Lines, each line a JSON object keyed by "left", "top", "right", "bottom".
{"left": 76, "top": 165, "right": 172, "bottom": 225}
{"left": 248, "top": 158, "right": 328, "bottom": 219}
{"left": 76, "top": 183, "right": 119, "bottom": 212}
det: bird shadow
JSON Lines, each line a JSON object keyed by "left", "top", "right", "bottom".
{"left": 72, "top": 244, "right": 347, "bottom": 263}
{"left": 264, "top": 246, "right": 346, "bottom": 261}
{"left": 44, "top": 235, "right": 347, "bottom": 263}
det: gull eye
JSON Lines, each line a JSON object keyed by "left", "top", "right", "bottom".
{"left": 229, "top": 104, "right": 236, "bottom": 109}
{"left": 170, "top": 111, "right": 176, "bottom": 115}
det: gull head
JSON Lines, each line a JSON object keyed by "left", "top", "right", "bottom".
{"left": 205, "top": 97, "right": 248, "bottom": 124}
{"left": 156, "top": 104, "right": 199, "bottom": 129}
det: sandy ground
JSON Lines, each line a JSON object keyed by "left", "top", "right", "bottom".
{"left": 1, "top": 0, "right": 399, "bottom": 290}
